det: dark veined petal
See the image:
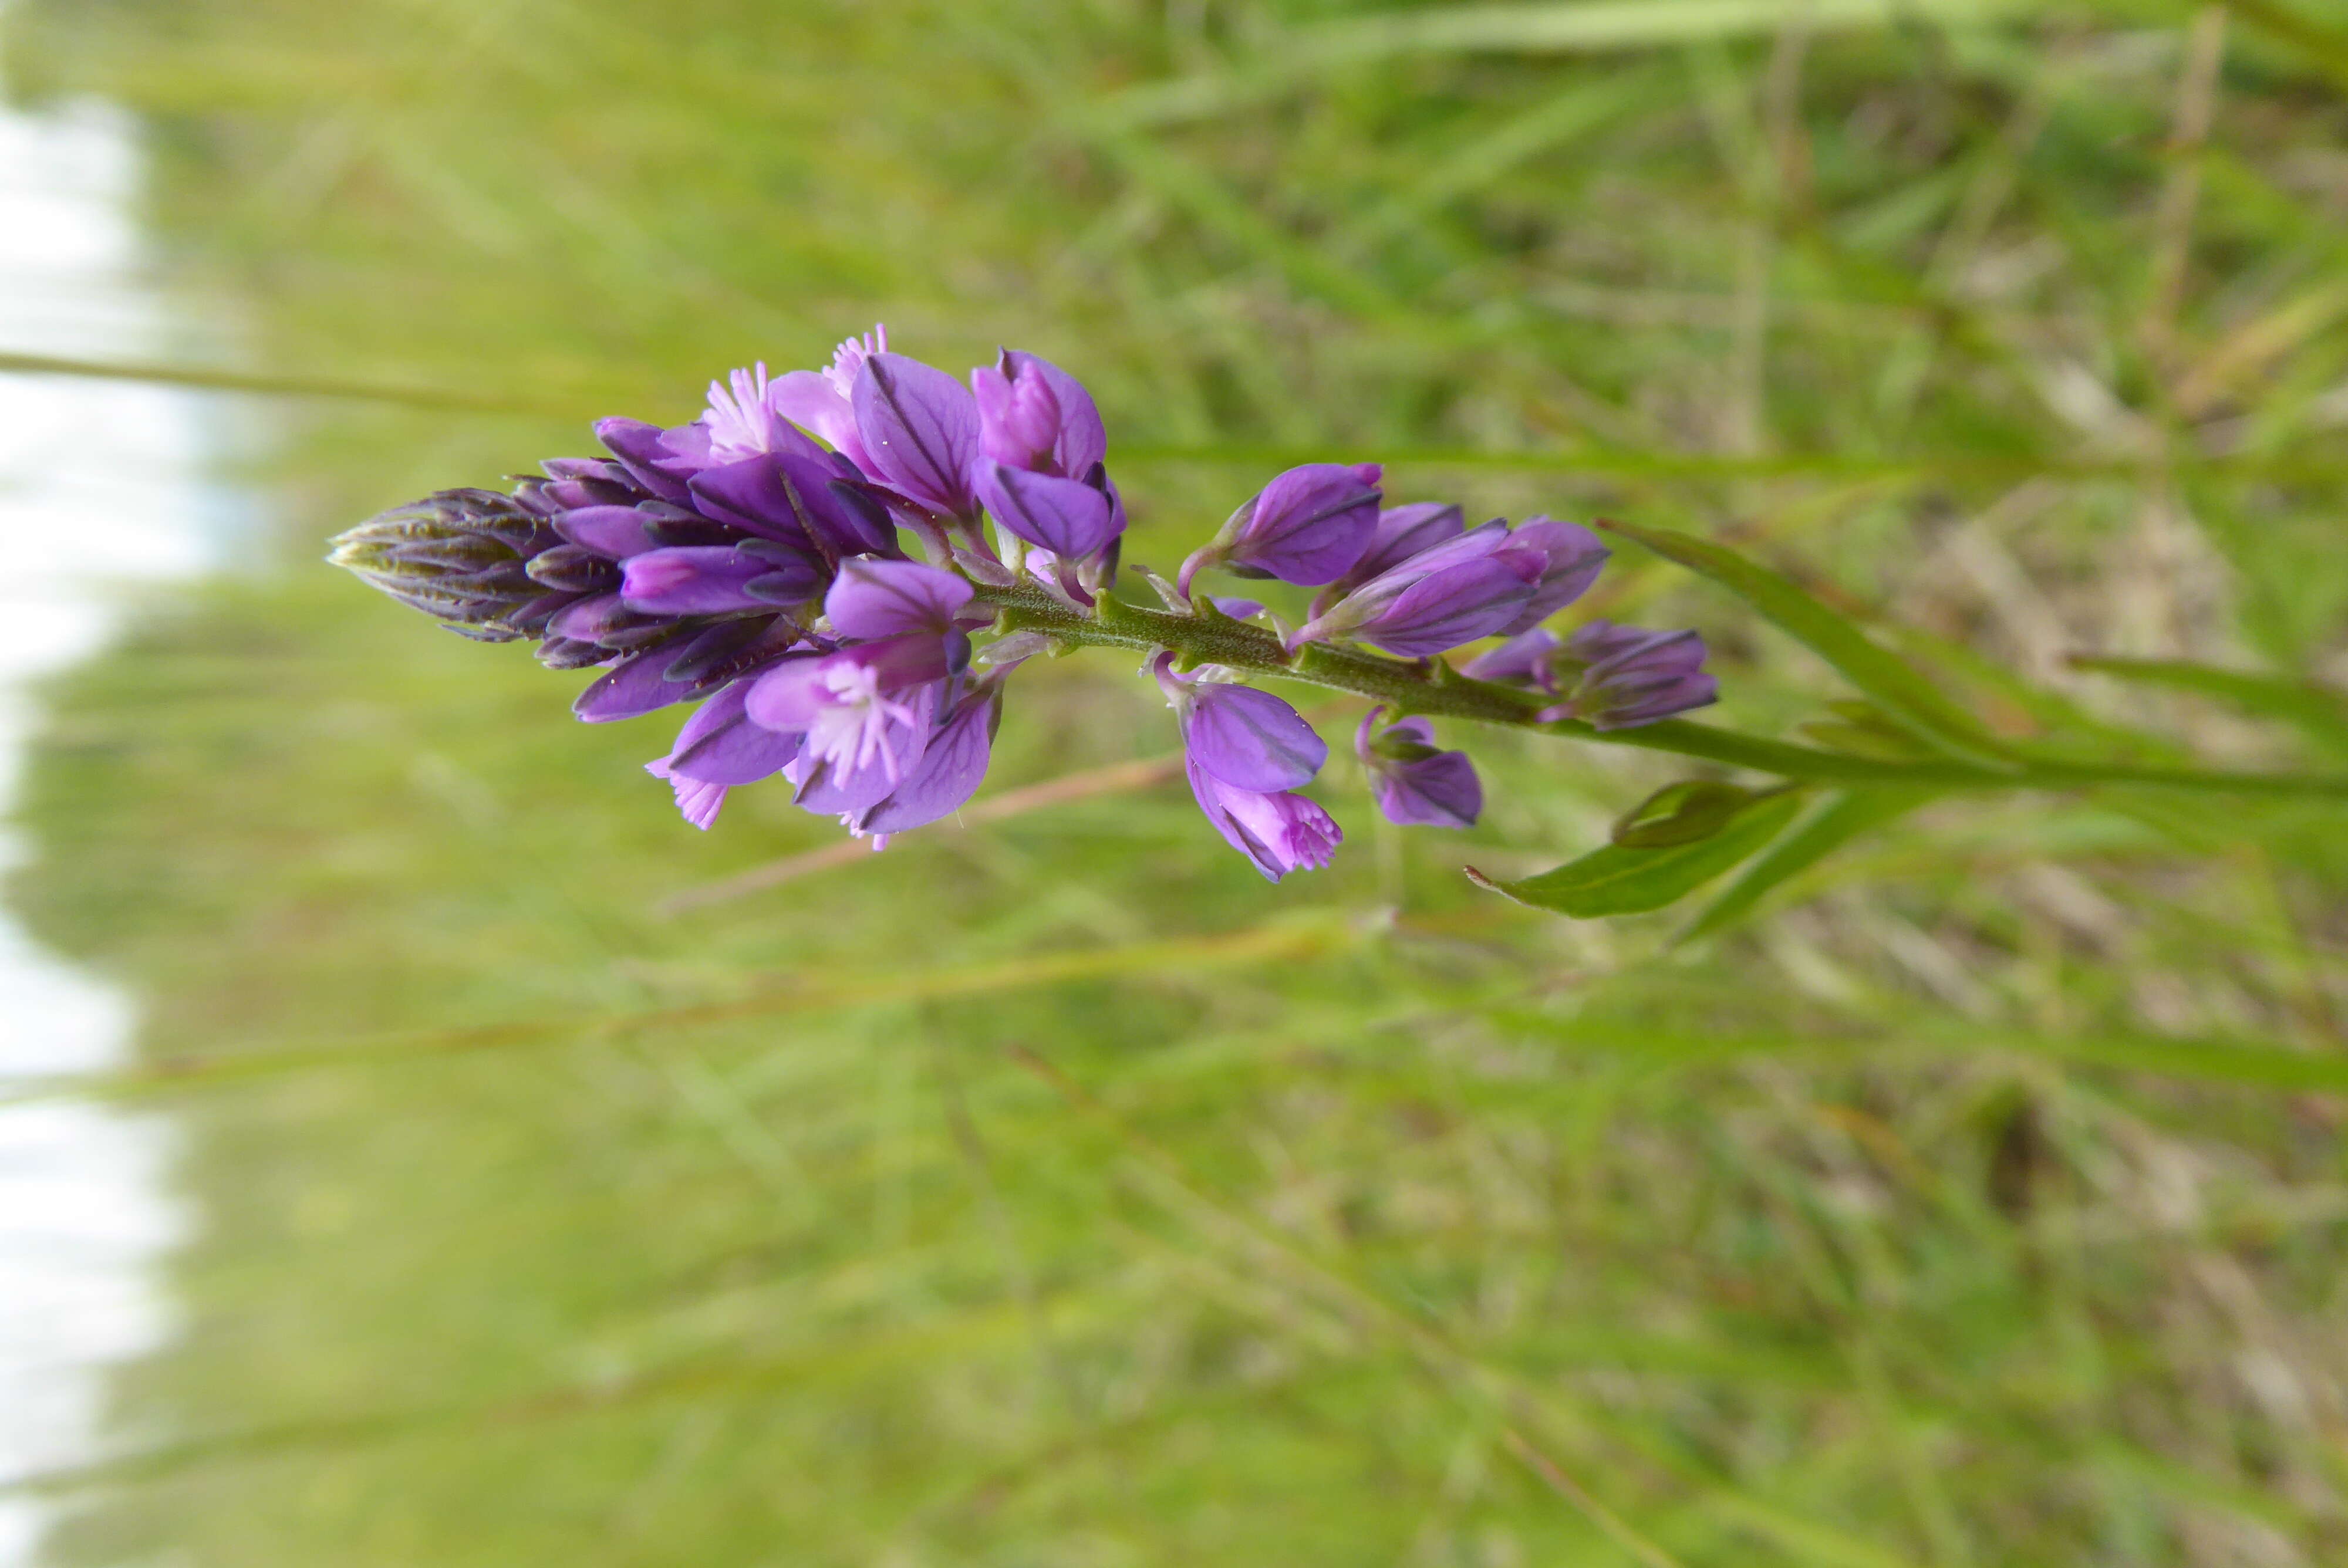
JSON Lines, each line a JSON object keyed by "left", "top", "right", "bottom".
{"left": 851, "top": 353, "right": 981, "bottom": 517}
{"left": 973, "top": 461, "right": 1116, "bottom": 559}
{"left": 825, "top": 557, "right": 974, "bottom": 640}
{"left": 1182, "top": 681, "right": 1329, "bottom": 793}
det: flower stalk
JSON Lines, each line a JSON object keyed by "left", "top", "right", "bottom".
{"left": 976, "top": 580, "right": 2348, "bottom": 801}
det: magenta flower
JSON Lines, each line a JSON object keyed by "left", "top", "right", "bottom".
{"left": 1177, "top": 462, "right": 1383, "bottom": 596}
{"left": 973, "top": 463, "right": 1118, "bottom": 562}
{"left": 619, "top": 543, "right": 821, "bottom": 616}
{"left": 1287, "top": 522, "right": 1536, "bottom": 657}
{"left": 1460, "top": 627, "right": 1563, "bottom": 691}
{"left": 1330, "top": 502, "right": 1465, "bottom": 594}
{"left": 1536, "top": 621, "right": 1718, "bottom": 729}
{"left": 1355, "top": 708, "right": 1481, "bottom": 829}
{"left": 651, "top": 364, "right": 831, "bottom": 478}
{"left": 1493, "top": 518, "right": 1608, "bottom": 635}
{"left": 1186, "top": 759, "right": 1343, "bottom": 882}
{"left": 822, "top": 556, "right": 976, "bottom": 640}
{"left": 746, "top": 637, "right": 949, "bottom": 809}
{"left": 970, "top": 349, "right": 1106, "bottom": 478}
{"left": 970, "top": 349, "right": 1125, "bottom": 568}
{"left": 852, "top": 352, "right": 983, "bottom": 521}
{"left": 771, "top": 326, "right": 888, "bottom": 478}
{"left": 1153, "top": 653, "right": 1327, "bottom": 792}
{"left": 845, "top": 683, "right": 1002, "bottom": 842}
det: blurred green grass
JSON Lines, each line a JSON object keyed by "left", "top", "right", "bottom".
{"left": 7, "top": 0, "right": 2348, "bottom": 1562}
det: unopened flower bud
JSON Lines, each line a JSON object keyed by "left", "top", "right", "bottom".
{"left": 328, "top": 488, "right": 562, "bottom": 641}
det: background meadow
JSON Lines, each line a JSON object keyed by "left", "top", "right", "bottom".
{"left": 5, "top": 0, "right": 2348, "bottom": 1562}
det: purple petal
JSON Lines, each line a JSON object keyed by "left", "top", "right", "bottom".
{"left": 595, "top": 417, "right": 695, "bottom": 505}
{"left": 1229, "top": 462, "right": 1384, "bottom": 585}
{"left": 621, "top": 546, "right": 815, "bottom": 616}
{"left": 1186, "top": 759, "right": 1343, "bottom": 882}
{"left": 1357, "top": 556, "right": 1539, "bottom": 658}
{"left": 574, "top": 640, "right": 703, "bottom": 722}
{"left": 1183, "top": 682, "right": 1328, "bottom": 792}
{"left": 1461, "top": 628, "right": 1561, "bottom": 689}
{"left": 553, "top": 505, "right": 659, "bottom": 559}
{"left": 645, "top": 769, "right": 730, "bottom": 830}
{"left": 663, "top": 680, "right": 806, "bottom": 785}
{"left": 1495, "top": 518, "right": 1609, "bottom": 635}
{"left": 789, "top": 681, "right": 944, "bottom": 813}
{"left": 685, "top": 454, "right": 820, "bottom": 548}
{"left": 772, "top": 369, "right": 878, "bottom": 477}
{"left": 973, "top": 461, "right": 1115, "bottom": 559}
{"left": 852, "top": 353, "right": 980, "bottom": 518}
{"left": 1566, "top": 619, "right": 1664, "bottom": 666}
{"left": 742, "top": 636, "right": 952, "bottom": 732}
{"left": 549, "top": 591, "right": 673, "bottom": 647}
{"left": 1373, "top": 751, "right": 1482, "bottom": 828}
{"left": 1346, "top": 502, "right": 1465, "bottom": 586}
{"left": 855, "top": 692, "right": 997, "bottom": 834}
{"left": 973, "top": 350, "right": 1106, "bottom": 477}
{"left": 971, "top": 360, "right": 1061, "bottom": 471}
{"left": 825, "top": 557, "right": 974, "bottom": 640}
{"left": 651, "top": 420, "right": 721, "bottom": 479}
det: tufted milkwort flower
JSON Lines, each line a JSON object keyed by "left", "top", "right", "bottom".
{"left": 1356, "top": 708, "right": 1482, "bottom": 829}
{"left": 1466, "top": 620, "right": 1718, "bottom": 730}
{"left": 330, "top": 325, "right": 1715, "bottom": 879}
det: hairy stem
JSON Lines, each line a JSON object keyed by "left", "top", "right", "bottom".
{"left": 975, "top": 583, "right": 2348, "bottom": 800}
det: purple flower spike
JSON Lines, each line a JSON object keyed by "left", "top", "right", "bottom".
{"left": 971, "top": 349, "right": 1106, "bottom": 479}
{"left": 1461, "top": 627, "right": 1563, "bottom": 691}
{"left": 1355, "top": 708, "right": 1481, "bottom": 829}
{"left": 852, "top": 352, "right": 982, "bottom": 519}
{"left": 1540, "top": 622, "right": 1718, "bottom": 730}
{"left": 1495, "top": 518, "right": 1608, "bottom": 635}
{"left": 824, "top": 556, "right": 974, "bottom": 640}
{"left": 772, "top": 326, "right": 887, "bottom": 478}
{"left": 620, "top": 545, "right": 819, "bottom": 616}
{"left": 974, "top": 461, "right": 1116, "bottom": 560}
{"left": 1186, "top": 758, "right": 1343, "bottom": 882}
{"left": 1155, "top": 653, "right": 1327, "bottom": 792}
{"left": 1179, "top": 462, "right": 1383, "bottom": 596}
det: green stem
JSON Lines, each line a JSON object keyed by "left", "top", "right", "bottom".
{"left": 976, "top": 583, "right": 2348, "bottom": 800}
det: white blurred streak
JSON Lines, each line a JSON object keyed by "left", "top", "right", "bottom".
{"left": 0, "top": 66, "right": 245, "bottom": 1567}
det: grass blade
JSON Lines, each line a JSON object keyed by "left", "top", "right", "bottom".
{"left": 2069, "top": 654, "right": 2348, "bottom": 756}
{"left": 1678, "top": 787, "right": 1933, "bottom": 942}
{"left": 1600, "top": 518, "right": 2016, "bottom": 767}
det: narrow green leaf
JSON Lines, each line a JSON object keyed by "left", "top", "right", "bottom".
{"left": 1612, "top": 779, "right": 1761, "bottom": 847}
{"left": 1600, "top": 518, "right": 2016, "bottom": 768}
{"left": 1470, "top": 792, "right": 1804, "bottom": 917}
{"left": 1678, "top": 788, "right": 1933, "bottom": 942}
{"left": 2070, "top": 654, "right": 2348, "bottom": 756}
{"left": 1488, "top": 1012, "right": 2348, "bottom": 1095}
